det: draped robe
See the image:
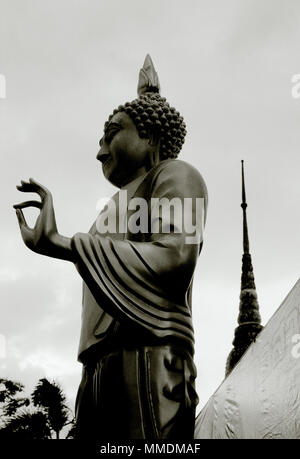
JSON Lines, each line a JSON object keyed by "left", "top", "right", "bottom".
{"left": 72, "top": 159, "right": 208, "bottom": 439}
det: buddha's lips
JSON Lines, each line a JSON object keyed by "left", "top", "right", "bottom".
{"left": 100, "top": 154, "right": 111, "bottom": 166}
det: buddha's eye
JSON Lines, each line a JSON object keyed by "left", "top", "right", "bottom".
{"left": 105, "top": 131, "right": 116, "bottom": 144}
{"left": 104, "top": 123, "right": 121, "bottom": 145}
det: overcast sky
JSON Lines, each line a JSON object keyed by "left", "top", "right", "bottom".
{"left": 1, "top": 0, "right": 299, "bottom": 417}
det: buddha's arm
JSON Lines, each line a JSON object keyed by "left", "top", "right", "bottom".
{"left": 71, "top": 161, "right": 208, "bottom": 337}
{"left": 14, "top": 163, "right": 207, "bottom": 339}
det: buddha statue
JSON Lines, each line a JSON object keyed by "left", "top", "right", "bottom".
{"left": 14, "top": 55, "right": 208, "bottom": 439}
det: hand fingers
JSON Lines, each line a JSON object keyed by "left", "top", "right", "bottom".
{"left": 16, "top": 178, "right": 50, "bottom": 199}
{"left": 29, "top": 178, "right": 50, "bottom": 194}
{"left": 16, "top": 179, "right": 33, "bottom": 190}
{"left": 13, "top": 200, "right": 42, "bottom": 210}
{"left": 16, "top": 181, "right": 40, "bottom": 193}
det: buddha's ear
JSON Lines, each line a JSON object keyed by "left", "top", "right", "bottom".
{"left": 147, "top": 129, "right": 160, "bottom": 148}
{"left": 146, "top": 148, "right": 160, "bottom": 169}
{"left": 145, "top": 131, "right": 160, "bottom": 169}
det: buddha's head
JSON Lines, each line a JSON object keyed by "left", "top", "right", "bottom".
{"left": 97, "top": 55, "right": 186, "bottom": 187}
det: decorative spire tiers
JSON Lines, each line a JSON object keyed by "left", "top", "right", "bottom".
{"left": 225, "top": 161, "right": 263, "bottom": 377}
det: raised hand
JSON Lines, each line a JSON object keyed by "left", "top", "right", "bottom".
{"left": 14, "top": 178, "right": 73, "bottom": 261}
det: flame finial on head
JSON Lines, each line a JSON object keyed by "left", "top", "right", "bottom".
{"left": 137, "top": 54, "right": 160, "bottom": 96}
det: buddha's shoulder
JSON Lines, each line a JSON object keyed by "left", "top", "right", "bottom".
{"left": 158, "top": 158, "right": 203, "bottom": 176}
{"left": 153, "top": 159, "right": 208, "bottom": 196}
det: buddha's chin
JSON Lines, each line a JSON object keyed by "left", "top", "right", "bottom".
{"left": 102, "top": 159, "right": 113, "bottom": 177}
{"left": 102, "top": 167, "right": 121, "bottom": 187}
{"left": 102, "top": 162, "right": 132, "bottom": 187}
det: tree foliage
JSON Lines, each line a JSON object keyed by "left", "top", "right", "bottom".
{"left": 1, "top": 410, "right": 51, "bottom": 439}
{"left": 0, "top": 377, "right": 74, "bottom": 439}
{"left": 31, "top": 378, "right": 70, "bottom": 439}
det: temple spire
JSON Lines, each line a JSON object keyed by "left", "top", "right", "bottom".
{"left": 241, "top": 160, "right": 250, "bottom": 255}
{"left": 225, "top": 161, "right": 263, "bottom": 376}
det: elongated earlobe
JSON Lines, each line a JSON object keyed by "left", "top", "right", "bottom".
{"left": 146, "top": 130, "right": 160, "bottom": 167}
{"left": 151, "top": 148, "right": 160, "bottom": 167}
{"left": 148, "top": 129, "right": 160, "bottom": 148}
{"left": 145, "top": 143, "right": 160, "bottom": 170}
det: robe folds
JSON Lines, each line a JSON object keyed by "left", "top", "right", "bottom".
{"left": 72, "top": 158, "right": 208, "bottom": 439}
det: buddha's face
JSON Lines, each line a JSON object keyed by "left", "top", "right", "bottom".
{"left": 97, "top": 112, "right": 155, "bottom": 187}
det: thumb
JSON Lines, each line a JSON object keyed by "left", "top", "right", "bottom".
{"left": 15, "top": 209, "right": 34, "bottom": 248}
{"left": 15, "top": 208, "right": 26, "bottom": 227}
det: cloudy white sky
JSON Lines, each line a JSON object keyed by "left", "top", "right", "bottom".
{"left": 1, "top": 0, "right": 299, "bottom": 418}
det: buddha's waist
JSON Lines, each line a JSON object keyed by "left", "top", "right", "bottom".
{"left": 79, "top": 328, "right": 194, "bottom": 367}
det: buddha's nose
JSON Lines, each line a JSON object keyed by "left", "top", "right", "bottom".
{"left": 97, "top": 137, "right": 105, "bottom": 161}
{"left": 97, "top": 146, "right": 110, "bottom": 163}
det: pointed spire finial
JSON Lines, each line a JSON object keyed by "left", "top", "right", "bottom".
{"left": 241, "top": 160, "right": 250, "bottom": 255}
{"left": 241, "top": 160, "right": 247, "bottom": 208}
{"left": 225, "top": 160, "right": 263, "bottom": 376}
{"left": 137, "top": 54, "right": 160, "bottom": 96}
